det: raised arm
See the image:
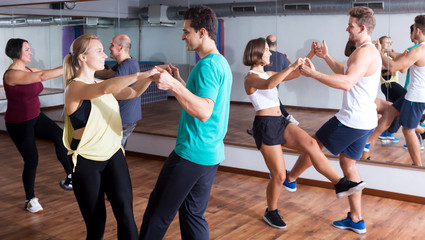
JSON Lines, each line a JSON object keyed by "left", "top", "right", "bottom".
{"left": 65, "top": 72, "right": 147, "bottom": 115}
{"left": 380, "top": 44, "right": 425, "bottom": 73}
{"left": 300, "top": 45, "right": 378, "bottom": 91}
{"left": 315, "top": 40, "right": 345, "bottom": 74}
{"left": 281, "top": 43, "right": 317, "bottom": 80}
{"left": 4, "top": 66, "right": 62, "bottom": 86}
{"left": 114, "top": 68, "right": 158, "bottom": 100}
{"left": 95, "top": 68, "right": 116, "bottom": 79}
{"left": 247, "top": 59, "right": 303, "bottom": 92}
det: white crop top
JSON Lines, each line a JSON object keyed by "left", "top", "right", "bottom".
{"left": 247, "top": 70, "right": 280, "bottom": 111}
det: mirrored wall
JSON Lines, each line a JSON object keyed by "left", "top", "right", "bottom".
{"left": 1, "top": 0, "right": 423, "bottom": 168}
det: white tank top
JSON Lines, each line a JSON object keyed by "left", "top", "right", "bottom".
{"left": 405, "top": 42, "right": 425, "bottom": 102}
{"left": 335, "top": 42, "right": 381, "bottom": 130}
{"left": 247, "top": 70, "right": 280, "bottom": 111}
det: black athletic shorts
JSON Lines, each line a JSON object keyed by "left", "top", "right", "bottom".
{"left": 252, "top": 115, "right": 289, "bottom": 150}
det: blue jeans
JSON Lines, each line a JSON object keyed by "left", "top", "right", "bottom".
{"left": 122, "top": 122, "right": 137, "bottom": 149}
{"left": 139, "top": 150, "right": 219, "bottom": 240}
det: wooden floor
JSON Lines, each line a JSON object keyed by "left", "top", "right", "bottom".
{"left": 0, "top": 132, "right": 425, "bottom": 239}
{"left": 39, "top": 97, "right": 423, "bottom": 167}
{"left": 137, "top": 98, "right": 421, "bottom": 166}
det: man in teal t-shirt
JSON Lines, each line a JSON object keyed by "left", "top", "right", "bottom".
{"left": 174, "top": 53, "right": 231, "bottom": 165}
{"left": 139, "top": 6, "right": 232, "bottom": 240}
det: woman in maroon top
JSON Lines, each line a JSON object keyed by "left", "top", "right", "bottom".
{"left": 4, "top": 38, "right": 72, "bottom": 213}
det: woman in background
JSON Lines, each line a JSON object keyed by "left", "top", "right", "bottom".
{"left": 4, "top": 38, "right": 73, "bottom": 214}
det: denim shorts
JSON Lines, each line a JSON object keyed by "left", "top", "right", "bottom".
{"left": 316, "top": 116, "right": 374, "bottom": 160}
{"left": 393, "top": 97, "right": 425, "bottom": 129}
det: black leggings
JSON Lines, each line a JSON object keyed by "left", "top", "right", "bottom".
{"left": 6, "top": 113, "right": 72, "bottom": 200}
{"left": 381, "top": 82, "right": 406, "bottom": 102}
{"left": 71, "top": 147, "right": 138, "bottom": 240}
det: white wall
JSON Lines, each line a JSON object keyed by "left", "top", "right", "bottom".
{"left": 139, "top": 21, "right": 195, "bottom": 79}
{"left": 0, "top": 12, "right": 420, "bottom": 108}
{"left": 226, "top": 13, "right": 417, "bottom": 109}
{"left": 86, "top": 19, "right": 141, "bottom": 61}
{"left": 140, "top": 13, "right": 418, "bottom": 109}
{"left": 0, "top": 25, "right": 63, "bottom": 89}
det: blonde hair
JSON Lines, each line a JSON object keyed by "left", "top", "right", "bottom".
{"left": 63, "top": 34, "right": 99, "bottom": 87}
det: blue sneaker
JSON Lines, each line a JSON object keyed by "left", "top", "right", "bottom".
{"left": 363, "top": 143, "right": 370, "bottom": 152}
{"left": 333, "top": 212, "right": 366, "bottom": 234}
{"left": 420, "top": 122, "right": 425, "bottom": 128}
{"left": 386, "top": 133, "right": 400, "bottom": 143}
{"left": 283, "top": 179, "right": 297, "bottom": 192}
{"left": 403, "top": 142, "right": 424, "bottom": 149}
{"left": 269, "top": 172, "right": 297, "bottom": 192}
{"left": 378, "top": 131, "right": 389, "bottom": 140}
{"left": 379, "top": 132, "right": 398, "bottom": 141}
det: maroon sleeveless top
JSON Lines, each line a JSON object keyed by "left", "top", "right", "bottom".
{"left": 3, "top": 67, "right": 43, "bottom": 123}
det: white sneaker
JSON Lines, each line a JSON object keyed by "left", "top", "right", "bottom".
{"left": 286, "top": 115, "right": 299, "bottom": 125}
{"left": 26, "top": 197, "right": 43, "bottom": 213}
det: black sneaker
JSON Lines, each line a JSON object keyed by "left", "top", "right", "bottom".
{"left": 263, "top": 208, "right": 287, "bottom": 229}
{"left": 335, "top": 176, "right": 366, "bottom": 198}
{"left": 246, "top": 129, "right": 253, "bottom": 136}
{"left": 59, "top": 177, "right": 73, "bottom": 191}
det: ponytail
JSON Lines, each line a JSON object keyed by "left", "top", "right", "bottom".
{"left": 63, "top": 54, "right": 77, "bottom": 87}
{"left": 63, "top": 34, "right": 99, "bottom": 87}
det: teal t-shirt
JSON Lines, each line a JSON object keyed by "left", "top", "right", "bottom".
{"left": 174, "top": 53, "right": 233, "bottom": 165}
{"left": 404, "top": 43, "right": 419, "bottom": 89}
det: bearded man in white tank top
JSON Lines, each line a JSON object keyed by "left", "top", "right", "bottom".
{"left": 360, "top": 15, "right": 425, "bottom": 167}
{"left": 283, "top": 7, "right": 380, "bottom": 234}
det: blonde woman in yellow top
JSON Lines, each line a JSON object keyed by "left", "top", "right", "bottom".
{"left": 379, "top": 36, "right": 406, "bottom": 103}
{"left": 376, "top": 36, "right": 407, "bottom": 141}
{"left": 62, "top": 34, "right": 157, "bottom": 240}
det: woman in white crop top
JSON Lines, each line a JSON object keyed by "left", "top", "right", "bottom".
{"left": 243, "top": 38, "right": 361, "bottom": 228}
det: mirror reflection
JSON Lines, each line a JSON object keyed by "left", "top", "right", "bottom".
{"left": 0, "top": 0, "right": 424, "bottom": 168}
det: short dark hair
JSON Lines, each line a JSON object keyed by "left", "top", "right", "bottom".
{"left": 183, "top": 5, "right": 218, "bottom": 43}
{"left": 410, "top": 24, "right": 415, "bottom": 34}
{"left": 415, "top": 15, "right": 425, "bottom": 34}
{"left": 243, "top": 38, "right": 266, "bottom": 66}
{"left": 349, "top": 6, "right": 376, "bottom": 35}
{"left": 5, "top": 38, "right": 28, "bottom": 59}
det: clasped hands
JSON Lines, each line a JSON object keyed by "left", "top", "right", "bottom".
{"left": 294, "top": 40, "right": 328, "bottom": 78}
{"left": 148, "top": 63, "right": 182, "bottom": 91}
